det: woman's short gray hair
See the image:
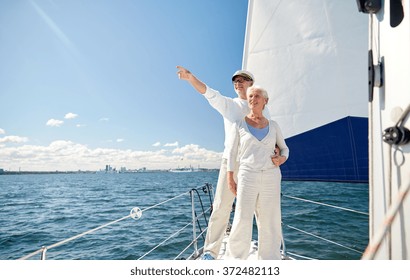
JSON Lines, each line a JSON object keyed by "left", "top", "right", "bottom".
{"left": 247, "top": 85, "right": 269, "bottom": 102}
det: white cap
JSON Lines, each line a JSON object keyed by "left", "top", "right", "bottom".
{"left": 232, "top": 70, "right": 255, "bottom": 82}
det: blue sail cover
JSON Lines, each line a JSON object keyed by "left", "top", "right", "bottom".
{"left": 280, "top": 116, "right": 368, "bottom": 182}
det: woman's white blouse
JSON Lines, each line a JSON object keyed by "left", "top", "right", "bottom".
{"left": 227, "top": 119, "right": 289, "bottom": 172}
{"left": 203, "top": 86, "right": 271, "bottom": 160}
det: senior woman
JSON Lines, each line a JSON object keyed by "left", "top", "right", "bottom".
{"left": 226, "top": 85, "right": 289, "bottom": 260}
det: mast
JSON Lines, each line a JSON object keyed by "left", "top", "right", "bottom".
{"left": 358, "top": 0, "right": 410, "bottom": 259}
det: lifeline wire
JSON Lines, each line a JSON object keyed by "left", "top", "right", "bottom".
{"left": 282, "top": 194, "right": 368, "bottom": 216}
{"left": 19, "top": 188, "right": 194, "bottom": 260}
{"left": 284, "top": 224, "right": 363, "bottom": 254}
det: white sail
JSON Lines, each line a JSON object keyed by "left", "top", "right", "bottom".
{"left": 243, "top": 0, "right": 410, "bottom": 258}
{"left": 243, "top": 0, "right": 368, "bottom": 138}
{"left": 243, "top": 0, "right": 369, "bottom": 182}
{"left": 364, "top": 0, "right": 410, "bottom": 260}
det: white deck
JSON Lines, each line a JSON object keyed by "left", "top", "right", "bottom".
{"left": 216, "top": 234, "right": 258, "bottom": 260}
{"left": 190, "top": 233, "right": 292, "bottom": 260}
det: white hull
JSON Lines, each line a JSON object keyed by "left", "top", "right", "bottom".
{"left": 169, "top": 168, "right": 198, "bottom": 173}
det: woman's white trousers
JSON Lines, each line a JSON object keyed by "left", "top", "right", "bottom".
{"left": 226, "top": 167, "right": 282, "bottom": 260}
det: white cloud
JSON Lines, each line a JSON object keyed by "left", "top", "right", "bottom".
{"left": 99, "top": 117, "right": 109, "bottom": 122}
{"left": 46, "top": 119, "right": 64, "bottom": 127}
{"left": 0, "top": 141, "right": 222, "bottom": 171}
{"left": 116, "top": 138, "right": 124, "bottom": 143}
{"left": 0, "top": 135, "right": 29, "bottom": 144}
{"left": 64, "top": 113, "right": 78, "bottom": 119}
{"left": 152, "top": 142, "right": 161, "bottom": 147}
{"left": 0, "top": 128, "right": 5, "bottom": 134}
{"left": 164, "top": 141, "right": 179, "bottom": 147}
{"left": 172, "top": 144, "right": 221, "bottom": 162}
{"left": 76, "top": 124, "right": 86, "bottom": 127}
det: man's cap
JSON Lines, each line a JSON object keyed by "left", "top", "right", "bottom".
{"left": 232, "top": 70, "right": 254, "bottom": 82}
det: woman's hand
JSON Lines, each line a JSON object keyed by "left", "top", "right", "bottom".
{"left": 271, "top": 155, "right": 285, "bottom": 167}
{"left": 227, "top": 171, "right": 237, "bottom": 196}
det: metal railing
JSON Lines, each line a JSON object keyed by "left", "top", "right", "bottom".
{"left": 281, "top": 193, "right": 369, "bottom": 260}
{"left": 19, "top": 183, "right": 214, "bottom": 260}
{"left": 18, "top": 182, "right": 370, "bottom": 261}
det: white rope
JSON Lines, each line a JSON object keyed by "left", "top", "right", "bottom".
{"left": 18, "top": 188, "right": 196, "bottom": 260}
{"left": 285, "top": 251, "right": 316, "bottom": 260}
{"left": 139, "top": 205, "right": 212, "bottom": 260}
{"left": 282, "top": 194, "right": 368, "bottom": 216}
{"left": 174, "top": 225, "right": 208, "bottom": 260}
{"left": 174, "top": 207, "right": 211, "bottom": 260}
{"left": 141, "top": 191, "right": 190, "bottom": 212}
{"left": 361, "top": 181, "right": 410, "bottom": 260}
{"left": 19, "top": 215, "right": 131, "bottom": 260}
{"left": 18, "top": 248, "right": 44, "bottom": 260}
{"left": 138, "top": 221, "right": 193, "bottom": 260}
{"left": 19, "top": 182, "right": 369, "bottom": 260}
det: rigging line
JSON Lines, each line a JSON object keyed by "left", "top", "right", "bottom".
{"left": 138, "top": 186, "right": 212, "bottom": 259}
{"left": 19, "top": 184, "right": 210, "bottom": 260}
{"left": 19, "top": 186, "right": 201, "bottom": 260}
{"left": 282, "top": 194, "right": 368, "bottom": 216}
{"left": 285, "top": 251, "right": 316, "bottom": 260}
{"left": 194, "top": 206, "right": 211, "bottom": 220}
{"left": 192, "top": 189, "right": 212, "bottom": 241}
{"left": 138, "top": 221, "right": 194, "bottom": 260}
{"left": 19, "top": 248, "right": 44, "bottom": 260}
{"left": 141, "top": 191, "right": 190, "bottom": 212}
{"left": 204, "top": 183, "right": 214, "bottom": 211}
{"left": 371, "top": 13, "right": 380, "bottom": 62}
{"left": 138, "top": 206, "right": 210, "bottom": 260}
{"left": 48, "top": 215, "right": 130, "bottom": 251}
{"left": 361, "top": 180, "right": 410, "bottom": 260}
{"left": 387, "top": 144, "right": 393, "bottom": 258}
{"left": 395, "top": 103, "right": 410, "bottom": 127}
{"left": 284, "top": 224, "right": 363, "bottom": 254}
{"left": 174, "top": 227, "right": 208, "bottom": 260}
{"left": 190, "top": 186, "right": 213, "bottom": 241}
{"left": 192, "top": 210, "right": 205, "bottom": 242}
{"left": 19, "top": 214, "right": 131, "bottom": 260}
{"left": 191, "top": 188, "right": 209, "bottom": 225}
{"left": 141, "top": 184, "right": 210, "bottom": 213}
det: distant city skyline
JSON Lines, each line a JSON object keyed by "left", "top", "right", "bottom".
{"left": 0, "top": 164, "right": 219, "bottom": 174}
{"left": 0, "top": 0, "right": 248, "bottom": 171}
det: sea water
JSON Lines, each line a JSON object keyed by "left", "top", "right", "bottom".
{"left": 0, "top": 172, "right": 368, "bottom": 260}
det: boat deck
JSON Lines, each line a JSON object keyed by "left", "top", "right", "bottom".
{"left": 190, "top": 233, "right": 292, "bottom": 260}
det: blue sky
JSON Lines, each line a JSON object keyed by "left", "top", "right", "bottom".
{"left": 0, "top": 0, "right": 248, "bottom": 171}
